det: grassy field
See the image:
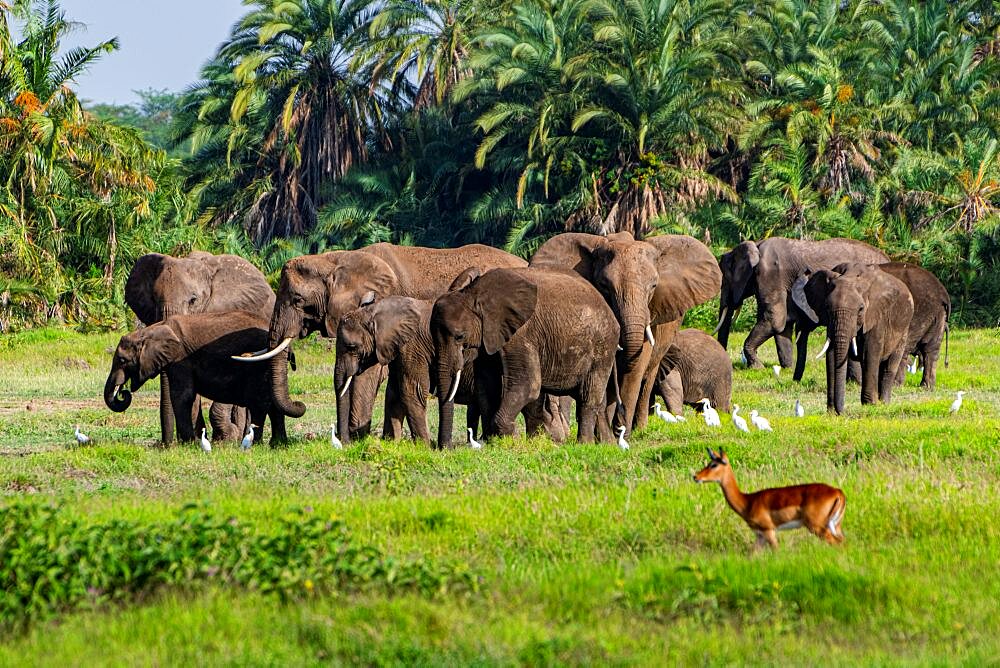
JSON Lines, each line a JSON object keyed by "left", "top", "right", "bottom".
{"left": 0, "top": 326, "right": 998, "bottom": 665}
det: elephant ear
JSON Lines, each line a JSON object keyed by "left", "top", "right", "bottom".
{"left": 791, "top": 270, "right": 819, "bottom": 324}
{"left": 448, "top": 267, "right": 481, "bottom": 292}
{"left": 125, "top": 253, "right": 168, "bottom": 324}
{"left": 474, "top": 271, "right": 538, "bottom": 355}
{"left": 529, "top": 232, "right": 608, "bottom": 279}
{"left": 721, "top": 241, "right": 760, "bottom": 305}
{"left": 138, "top": 325, "right": 186, "bottom": 379}
{"left": 372, "top": 298, "right": 427, "bottom": 365}
{"left": 645, "top": 235, "right": 723, "bottom": 323}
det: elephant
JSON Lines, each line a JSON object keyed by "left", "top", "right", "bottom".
{"left": 716, "top": 238, "right": 889, "bottom": 371}
{"left": 234, "top": 243, "right": 527, "bottom": 441}
{"left": 654, "top": 328, "right": 732, "bottom": 415}
{"left": 334, "top": 295, "right": 569, "bottom": 446}
{"left": 791, "top": 263, "right": 913, "bottom": 414}
{"left": 431, "top": 267, "right": 620, "bottom": 445}
{"left": 124, "top": 251, "right": 275, "bottom": 443}
{"left": 529, "top": 232, "right": 721, "bottom": 434}
{"left": 878, "top": 262, "right": 951, "bottom": 390}
{"left": 104, "top": 311, "right": 290, "bottom": 444}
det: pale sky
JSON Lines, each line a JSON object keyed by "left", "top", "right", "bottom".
{"left": 34, "top": 0, "right": 248, "bottom": 105}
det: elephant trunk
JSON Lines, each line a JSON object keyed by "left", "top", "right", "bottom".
{"left": 620, "top": 312, "right": 651, "bottom": 370}
{"left": 268, "top": 304, "right": 304, "bottom": 348}
{"left": 716, "top": 300, "right": 736, "bottom": 348}
{"left": 269, "top": 347, "right": 306, "bottom": 418}
{"left": 334, "top": 357, "right": 357, "bottom": 442}
{"left": 103, "top": 368, "right": 132, "bottom": 412}
{"left": 830, "top": 312, "right": 855, "bottom": 415}
{"left": 436, "top": 351, "right": 461, "bottom": 449}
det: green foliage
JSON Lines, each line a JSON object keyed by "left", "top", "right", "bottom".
{"left": 0, "top": 501, "right": 478, "bottom": 630}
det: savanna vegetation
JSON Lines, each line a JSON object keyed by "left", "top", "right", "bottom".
{"left": 1, "top": 328, "right": 998, "bottom": 663}
{"left": 2, "top": 0, "right": 1000, "bottom": 331}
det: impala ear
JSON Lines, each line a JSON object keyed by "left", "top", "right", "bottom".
{"left": 717, "top": 448, "right": 728, "bottom": 464}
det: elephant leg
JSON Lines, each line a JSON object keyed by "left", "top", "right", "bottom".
{"left": 268, "top": 409, "right": 287, "bottom": 445}
{"left": 521, "top": 396, "right": 549, "bottom": 438}
{"left": 209, "top": 402, "right": 237, "bottom": 441}
{"left": 792, "top": 329, "right": 810, "bottom": 382}
{"left": 860, "top": 347, "right": 880, "bottom": 405}
{"left": 494, "top": 349, "right": 541, "bottom": 437}
{"left": 402, "top": 390, "right": 431, "bottom": 443}
{"left": 231, "top": 406, "right": 249, "bottom": 441}
{"left": 743, "top": 319, "right": 777, "bottom": 369}
{"left": 921, "top": 342, "right": 940, "bottom": 391}
{"left": 775, "top": 324, "right": 794, "bottom": 368}
{"left": 348, "top": 364, "right": 385, "bottom": 440}
{"left": 171, "top": 383, "right": 197, "bottom": 442}
{"left": 634, "top": 322, "right": 675, "bottom": 431}
{"left": 158, "top": 373, "right": 175, "bottom": 445}
{"left": 663, "top": 372, "right": 684, "bottom": 415}
{"left": 881, "top": 348, "right": 906, "bottom": 404}
{"left": 382, "top": 373, "right": 406, "bottom": 441}
{"left": 847, "top": 360, "right": 862, "bottom": 384}
{"left": 466, "top": 402, "right": 480, "bottom": 441}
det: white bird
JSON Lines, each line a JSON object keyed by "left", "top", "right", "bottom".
{"left": 950, "top": 391, "right": 965, "bottom": 415}
{"left": 654, "top": 402, "right": 678, "bottom": 423}
{"left": 468, "top": 428, "right": 483, "bottom": 450}
{"left": 330, "top": 424, "right": 343, "bottom": 450}
{"left": 200, "top": 428, "right": 212, "bottom": 453}
{"left": 772, "top": 365, "right": 782, "bottom": 378}
{"left": 699, "top": 398, "right": 721, "bottom": 427}
{"left": 674, "top": 413, "right": 686, "bottom": 422}
{"left": 794, "top": 399, "right": 805, "bottom": 418}
{"left": 731, "top": 405, "right": 749, "bottom": 433}
{"left": 616, "top": 426, "right": 630, "bottom": 451}
{"left": 749, "top": 410, "right": 773, "bottom": 432}
{"left": 908, "top": 357, "right": 919, "bottom": 374}
{"left": 74, "top": 424, "right": 90, "bottom": 445}
{"left": 241, "top": 424, "right": 257, "bottom": 450}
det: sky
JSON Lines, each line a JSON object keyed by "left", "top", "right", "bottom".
{"left": 38, "top": 0, "right": 248, "bottom": 105}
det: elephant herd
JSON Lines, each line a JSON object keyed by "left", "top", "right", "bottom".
{"left": 102, "top": 233, "right": 950, "bottom": 448}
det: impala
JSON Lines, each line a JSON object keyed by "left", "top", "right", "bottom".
{"left": 693, "top": 448, "right": 846, "bottom": 550}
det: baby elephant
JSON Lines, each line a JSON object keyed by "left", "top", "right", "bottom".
{"left": 655, "top": 328, "right": 732, "bottom": 414}
{"left": 334, "top": 296, "right": 568, "bottom": 446}
{"left": 104, "top": 311, "right": 290, "bottom": 444}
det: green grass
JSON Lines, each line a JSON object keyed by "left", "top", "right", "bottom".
{"left": 1, "top": 327, "right": 999, "bottom": 665}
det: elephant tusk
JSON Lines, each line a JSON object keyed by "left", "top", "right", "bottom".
{"left": 851, "top": 337, "right": 858, "bottom": 356}
{"left": 231, "top": 337, "right": 292, "bottom": 362}
{"left": 617, "top": 345, "right": 623, "bottom": 351}
{"left": 645, "top": 325, "right": 656, "bottom": 347}
{"left": 113, "top": 384, "right": 122, "bottom": 397}
{"left": 446, "top": 368, "right": 462, "bottom": 403}
{"left": 712, "top": 307, "right": 728, "bottom": 335}
{"left": 815, "top": 339, "right": 830, "bottom": 359}
{"left": 339, "top": 375, "right": 353, "bottom": 398}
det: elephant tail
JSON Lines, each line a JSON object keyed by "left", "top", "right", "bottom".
{"left": 944, "top": 320, "right": 950, "bottom": 368}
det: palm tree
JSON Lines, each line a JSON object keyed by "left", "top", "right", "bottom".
{"left": 177, "top": 0, "right": 394, "bottom": 243}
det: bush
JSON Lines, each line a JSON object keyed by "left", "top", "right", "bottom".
{"left": 0, "top": 502, "right": 479, "bottom": 630}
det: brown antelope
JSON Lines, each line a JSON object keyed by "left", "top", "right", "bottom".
{"left": 693, "top": 448, "right": 846, "bottom": 550}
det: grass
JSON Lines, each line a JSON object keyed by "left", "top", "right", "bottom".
{"left": 1, "top": 327, "right": 999, "bottom": 665}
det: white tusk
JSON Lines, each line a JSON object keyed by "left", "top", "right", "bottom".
{"left": 231, "top": 337, "right": 292, "bottom": 362}
{"left": 446, "top": 368, "right": 462, "bottom": 403}
{"left": 815, "top": 338, "right": 830, "bottom": 359}
{"left": 851, "top": 337, "right": 858, "bottom": 356}
{"left": 113, "top": 384, "right": 122, "bottom": 396}
{"left": 712, "top": 307, "right": 728, "bottom": 335}
{"left": 617, "top": 345, "right": 623, "bottom": 351}
{"left": 339, "top": 374, "right": 353, "bottom": 398}
{"left": 645, "top": 325, "right": 656, "bottom": 347}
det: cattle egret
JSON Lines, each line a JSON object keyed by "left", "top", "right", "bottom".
{"left": 950, "top": 391, "right": 965, "bottom": 414}
{"left": 772, "top": 365, "right": 781, "bottom": 378}
{"left": 74, "top": 425, "right": 90, "bottom": 445}
{"left": 654, "top": 402, "right": 678, "bottom": 423}
{"left": 732, "top": 405, "right": 750, "bottom": 433}
{"left": 750, "top": 410, "right": 773, "bottom": 432}
{"left": 616, "top": 426, "right": 630, "bottom": 451}
{"left": 699, "top": 398, "right": 721, "bottom": 427}
{"left": 330, "top": 424, "right": 343, "bottom": 450}
{"left": 200, "top": 428, "right": 212, "bottom": 453}
{"left": 794, "top": 399, "right": 805, "bottom": 418}
{"left": 468, "top": 428, "right": 483, "bottom": 450}
{"left": 908, "top": 357, "right": 919, "bottom": 374}
{"left": 241, "top": 424, "right": 257, "bottom": 450}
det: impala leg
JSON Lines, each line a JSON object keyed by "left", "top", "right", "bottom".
{"left": 752, "top": 531, "right": 771, "bottom": 552}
